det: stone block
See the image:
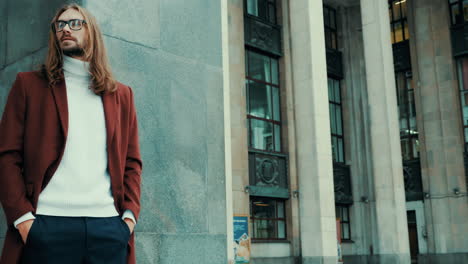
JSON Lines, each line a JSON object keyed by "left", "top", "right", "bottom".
{"left": 6, "top": 0, "right": 64, "bottom": 65}
{"left": 0, "top": 53, "right": 34, "bottom": 107}
{"left": 157, "top": 233, "right": 226, "bottom": 263}
{"left": 0, "top": 0, "right": 6, "bottom": 68}
{"left": 103, "top": 36, "right": 225, "bottom": 235}
{"left": 85, "top": 0, "right": 160, "bottom": 49}
{"left": 160, "top": 0, "right": 222, "bottom": 67}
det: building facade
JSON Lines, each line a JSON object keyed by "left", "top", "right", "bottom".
{"left": 226, "top": 0, "right": 468, "bottom": 263}
{"left": 1, "top": 0, "right": 467, "bottom": 263}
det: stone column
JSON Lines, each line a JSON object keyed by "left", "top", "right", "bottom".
{"left": 409, "top": 0, "right": 468, "bottom": 262}
{"left": 288, "top": 0, "right": 338, "bottom": 263}
{"left": 359, "top": 0, "right": 411, "bottom": 263}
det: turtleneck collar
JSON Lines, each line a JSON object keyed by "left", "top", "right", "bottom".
{"left": 63, "top": 55, "right": 90, "bottom": 77}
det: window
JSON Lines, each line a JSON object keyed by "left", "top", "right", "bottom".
{"left": 449, "top": 0, "right": 468, "bottom": 25}
{"left": 395, "top": 71, "right": 419, "bottom": 160}
{"left": 323, "top": 5, "right": 338, "bottom": 50}
{"left": 328, "top": 78, "right": 345, "bottom": 163}
{"left": 456, "top": 58, "right": 468, "bottom": 151}
{"left": 246, "top": 0, "right": 277, "bottom": 24}
{"left": 389, "top": 0, "right": 409, "bottom": 43}
{"left": 245, "top": 50, "right": 281, "bottom": 152}
{"left": 336, "top": 205, "right": 351, "bottom": 240}
{"left": 250, "top": 197, "right": 286, "bottom": 240}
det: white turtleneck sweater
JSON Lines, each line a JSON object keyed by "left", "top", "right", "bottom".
{"left": 14, "top": 55, "right": 135, "bottom": 228}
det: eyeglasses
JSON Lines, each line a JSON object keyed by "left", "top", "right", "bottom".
{"left": 52, "top": 19, "right": 86, "bottom": 32}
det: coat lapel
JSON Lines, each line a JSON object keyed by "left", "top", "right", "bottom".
{"left": 50, "top": 78, "right": 69, "bottom": 138}
{"left": 102, "top": 90, "right": 117, "bottom": 147}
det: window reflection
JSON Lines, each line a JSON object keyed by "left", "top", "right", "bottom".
{"left": 251, "top": 197, "right": 286, "bottom": 240}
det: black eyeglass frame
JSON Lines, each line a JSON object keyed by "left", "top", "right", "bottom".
{"left": 51, "top": 19, "right": 87, "bottom": 33}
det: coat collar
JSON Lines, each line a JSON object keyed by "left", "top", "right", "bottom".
{"left": 50, "top": 78, "right": 116, "bottom": 146}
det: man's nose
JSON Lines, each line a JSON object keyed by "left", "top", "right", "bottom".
{"left": 63, "top": 23, "right": 71, "bottom": 33}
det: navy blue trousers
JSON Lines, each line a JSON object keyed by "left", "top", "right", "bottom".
{"left": 20, "top": 214, "right": 130, "bottom": 264}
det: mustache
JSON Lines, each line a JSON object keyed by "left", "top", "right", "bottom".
{"left": 61, "top": 35, "right": 77, "bottom": 41}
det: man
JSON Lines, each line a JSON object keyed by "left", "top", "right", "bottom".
{"left": 0, "top": 4, "right": 142, "bottom": 264}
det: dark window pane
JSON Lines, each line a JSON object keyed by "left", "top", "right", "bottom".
{"left": 328, "top": 78, "right": 335, "bottom": 102}
{"left": 277, "top": 220, "right": 286, "bottom": 238}
{"left": 336, "top": 105, "right": 342, "bottom": 135}
{"left": 324, "top": 7, "right": 330, "bottom": 27}
{"left": 404, "top": 22, "right": 409, "bottom": 40}
{"left": 462, "top": 91, "right": 468, "bottom": 125}
{"left": 452, "top": 4, "right": 461, "bottom": 24}
{"left": 412, "top": 137, "right": 419, "bottom": 158}
{"left": 257, "top": 0, "right": 268, "bottom": 20}
{"left": 272, "top": 86, "right": 280, "bottom": 121}
{"left": 252, "top": 198, "right": 276, "bottom": 217}
{"left": 331, "top": 32, "right": 337, "bottom": 50}
{"left": 392, "top": 1, "right": 401, "bottom": 20}
{"left": 330, "top": 9, "right": 336, "bottom": 29}
{"left": 400, "top": 0, "right": 407, "bottom": 18}
{"left": 248, "top": 81, "right": 272, "bottom": 119}
{"left": 394, "top": 22, "right": 403, "bottom": 43}
{"left": 390, "top": 24, "right": 395, "bottom": 44}
{"left": 342, "top": 205, "right": 348, "bottom": 221}
{"left": 330, "top": 104, "right": 337, "bottom": 134}
{"left": 250, "top": 119, "right": 274, "bottom": 151}
{"left": 268, "top": 3, "right": 276, "bottom": 23}
{"left": 277, "top": 201, "right": 284, "bottom": 217}
{"left": 271, "top": 58, "right": 279, "bottom": 85}
{"left": 342, "top": 223, "right": 350, "bottom": 239}
{"left": 338, "top": 138, "right": 344, "bottom": 162}
{"left": 254, "top": 219, "right": 275, "bottom": 238}
{"left": 334, "top": 79, "right": 341, "bottom": 103}
{"left": 332, "top": 136, "right": 338, "bottom": 162}
{"left": 274, "top": 124, "right": 281, "bottom": 152}
{"left": 464, "top": 0, "right": 468, "bottom": 21}
{"left": 247, "top": 0, "right": 258, "bottom": 16}
{"left": 249, "top": 51, "right": 271, "bottom": 82}
{"left": 325, "top": 30, "right": 331, "bottom": 49}
{"left": 245, "top": 50, "right": 249, "bottom": 74}
{"left": 465, "top": 128, "right": 468, "bottom": 144}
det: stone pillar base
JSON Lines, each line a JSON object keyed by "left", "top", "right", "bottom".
{"left": 301, "top": 256, "right": 338, "bottom": 264}
{"left": 417, "top": 253, "right": 468, "bottom": 264}
{"left": 343, "top": 254, "right": 411, "bottom": 264}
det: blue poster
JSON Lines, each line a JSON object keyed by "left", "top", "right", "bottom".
{"left": 233, "top": 216, "right": 250, "bottom": 264}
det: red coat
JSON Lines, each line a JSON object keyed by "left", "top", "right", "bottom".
{"left": 0, "top": 71, "right": 142, "bottom": 264}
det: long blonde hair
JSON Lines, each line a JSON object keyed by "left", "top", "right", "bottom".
{"left": 42, "top": 3, "right": 117, "bottom": 94}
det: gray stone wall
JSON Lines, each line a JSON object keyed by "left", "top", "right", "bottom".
{"left": 1, "top": 1, "right": 227, "bottom": 263}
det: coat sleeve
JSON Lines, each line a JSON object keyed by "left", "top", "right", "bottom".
{"left": 122, "top": 86, "right": 142, "bottom": 222}
{"left": 0, "top": 73, "right": 34, "bottom": 228}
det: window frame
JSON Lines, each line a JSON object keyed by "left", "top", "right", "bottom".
{"left": 245, "top": 49, "right": 283, "bottom": 153}
{"left": 395, "top": 71, "right": 419, "bottom": 161}
{"left": 323, "top": 5, "right": 338, "bottom": 50}
{"left": 448, "top": 0, "right": 468, "bottom": 26}
{"left": 250, "top": 197, "right": 287, "bottom": 241}
{"left": 336, "top": 204, "right": 352, "bottom": 241}
{"left": 456, "top": 57, "right": 468, "bottom": 151}
{"left": 328, "top": 77, "right": 345, "bottom": 164}
{"left": 244, "top": 0, "right": 277, "bottom": 25}
{"left": 388, "top": 0, "right": 409, "bottom": 43}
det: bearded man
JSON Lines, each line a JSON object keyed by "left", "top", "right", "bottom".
{"left": 0, "top": 3, "right": 142, "bottom": 264}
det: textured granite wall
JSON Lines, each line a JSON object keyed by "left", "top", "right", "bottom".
{"left": 1, "top": 1, "right": 227, "bottom": 263}
{"left": 83, "top": 0, "right": 227, "bottom": 263}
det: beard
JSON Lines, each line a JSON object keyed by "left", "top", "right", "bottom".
{"left": 62, "top": 46, "right": 85, "bottom": 57}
